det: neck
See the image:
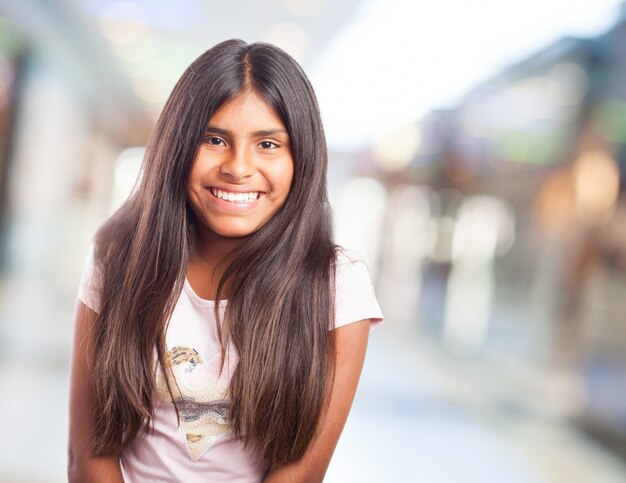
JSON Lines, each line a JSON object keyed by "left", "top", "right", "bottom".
{"left": 193, "top": 228, "right": 248, "bottom": 267}
{"left": 187, "top": 227, "right": 249, "bottom": 300}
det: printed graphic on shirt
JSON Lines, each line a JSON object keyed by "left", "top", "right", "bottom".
{"left": 156, "top": 345, "right": 238, "bottom": 461}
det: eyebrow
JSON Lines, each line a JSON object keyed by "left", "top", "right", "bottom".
{"left": 205, "top": 125, "right": 289, "bottom": 137}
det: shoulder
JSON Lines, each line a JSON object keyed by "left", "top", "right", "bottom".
{"left": 77, "top": 242, "right": 103, "bottom": 314}
{"left": 332, "top": 246, "right": 383, "bottom": 331}
{"left": 333, "top": 247, "right": 373, "bottom": 288}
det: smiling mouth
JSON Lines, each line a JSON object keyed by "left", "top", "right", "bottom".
{"left": 209, "top": 187, "right": 261, "bottom": 203}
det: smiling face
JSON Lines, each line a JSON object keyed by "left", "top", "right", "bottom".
{"left": 186, "top": 89, "right": 294, "bottom": 243}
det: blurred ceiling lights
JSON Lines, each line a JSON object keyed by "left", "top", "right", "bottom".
{"left": 534, "top": 149, "right": 619, "bottom": 234}
{"left": 78, "top": 0, "right": 362, "bottom": 122}
{"left": 573, "top": 149, "right": 619, "bottom": 224}
{"left": 262, "top": 22, "right": 311, "bottom": 62}
{"left": 92, "top": 1, "right": 199, "bottom": 117}
{"left": 98, "top": 1, "right": 148, "bottom": 45}
{"left": 312, "top": 0, "right": 619, "bottom": 149}
{"left": 463, "top": 62, "right": 589, "bottom": 139}
{"left": 71, "top": 0, "right": 621, "bottom": 148}
{"left": 371, "top": 124, "right": 421, "bottom": 171}
{"left": 280, "top": 0, "right": 330, "bottom": 17}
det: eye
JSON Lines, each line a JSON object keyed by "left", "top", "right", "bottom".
{"left": 259, "top": 141, "right": 278, "bottom": 149}
{"left": 204, "top": 136, "right": 225, "bottom": 146}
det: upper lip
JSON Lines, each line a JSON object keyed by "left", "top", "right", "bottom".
{"left": 207, "top": 186, "right": 264, "bottom": 193}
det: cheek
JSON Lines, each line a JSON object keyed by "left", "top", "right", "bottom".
{"left": 276, "top": 162, "right": 294, "bottom": 198}
{"left": 185, "top": 191, "right": 202, "bottom": 221}
{"left": 188, "top": 159, "right": 203, "bottom": 185}
{"left": 280, "top": 174, "right": 293, "bottom": 198}
{"left": 186, "top": 171, "right": 205, "bottom": 213}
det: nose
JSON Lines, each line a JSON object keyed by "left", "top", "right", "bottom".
{"left": 219, "top": 146, "right": 254, "bottom": 180}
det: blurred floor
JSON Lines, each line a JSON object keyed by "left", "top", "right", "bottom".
{"left": 328, "top": 333, "right": 626, "bottom": 483}
{"left": 1, "top": 279, "right": 626, "bottom": 482}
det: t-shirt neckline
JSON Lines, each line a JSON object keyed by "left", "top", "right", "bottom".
{"left": 183, "top": 277, "right": 228, "bottom": 308}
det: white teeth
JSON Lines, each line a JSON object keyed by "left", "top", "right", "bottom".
{"left": 210, "top": 188, "right": 260, "bottom": 203}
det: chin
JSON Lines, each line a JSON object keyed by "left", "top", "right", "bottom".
{"left": 220, "top": 231, "right": 255, "bottom": 239}
{"left": 210, "top": 224, "right": 260, "bottom": 240}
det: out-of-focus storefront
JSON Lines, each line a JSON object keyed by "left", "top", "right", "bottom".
{"left": 0, "top": 2, "right": 152, "bottom": 368}
{"left": 0, "top": 16, "right": 26, "bottom": 270}
{"left": 362, "top": 5, "right": 626, "bottom": 459}
{"left": 0, "top": 5, "right": 152, "bottom": 478}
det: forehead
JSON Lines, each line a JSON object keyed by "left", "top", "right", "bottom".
{"left": 208, "top": 90, "right": 286, "bottom": 131}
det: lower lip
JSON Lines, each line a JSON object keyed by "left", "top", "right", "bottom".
{"left": 206, "top": 189, "right": 263, "bottom": 211}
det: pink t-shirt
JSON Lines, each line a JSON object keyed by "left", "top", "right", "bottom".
{"left": 77, "top": 246, "right": 383, "bottom": 482}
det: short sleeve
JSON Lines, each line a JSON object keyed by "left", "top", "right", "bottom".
{"left": 77, "top": 243, "right": 103, "bottom": 314}
{"left": 333, "top": 248, "right": 384, "bottom": 331}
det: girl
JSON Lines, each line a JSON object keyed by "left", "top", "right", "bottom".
{"left": 68, "top": 39, "right": 383, "bottom": 482}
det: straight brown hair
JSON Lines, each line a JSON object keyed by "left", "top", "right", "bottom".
{"left": 90, "top": 39, "right": 336, "bottom": 468}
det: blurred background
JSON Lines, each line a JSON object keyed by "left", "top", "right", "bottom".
{"left": 1, "top": 0, "right": 626, "bottom": 481}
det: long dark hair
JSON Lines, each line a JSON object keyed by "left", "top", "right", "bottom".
{"left": 91, "top": 39, "right": 336, "bottom": 467}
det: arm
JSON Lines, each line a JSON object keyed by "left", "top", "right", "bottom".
{"left": 263, "top": 318, "right": 371, "bottom": 483}
{"left": 68, "top": 301, "right": 124, "bottom": 483}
